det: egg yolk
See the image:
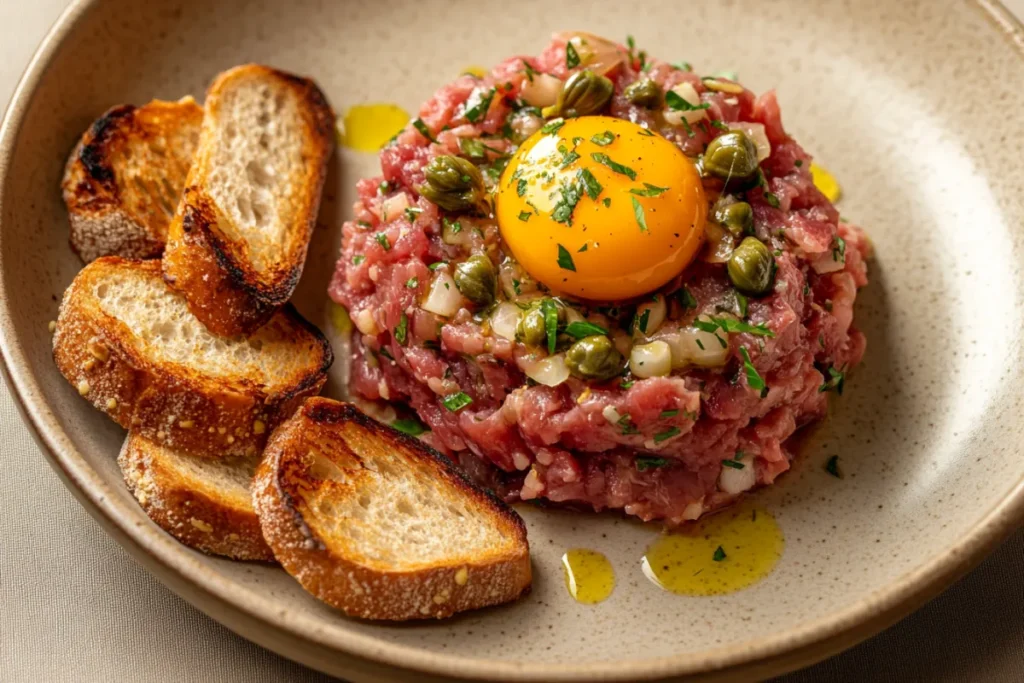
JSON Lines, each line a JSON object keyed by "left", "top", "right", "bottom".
{"left": 496, "top": 116, "right": 706, "bottom": 301}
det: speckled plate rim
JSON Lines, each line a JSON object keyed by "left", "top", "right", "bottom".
{"left": 1, "top": 1, "right": 1022, "bottom": 680}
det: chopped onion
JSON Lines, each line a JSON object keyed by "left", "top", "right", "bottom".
{"left": 664, "top": 83, "right": 707, "bottom": 127}
{"left": 509, "top": 111, "right": 543, "bottom": 141}
{"left": 657, "top": 320, "right": 731, "bottom": 369}
{"left": 421, "top": 271, "right": 464, "bottom": 317}
{"left": 380, "top": 193, "right": 410, "bottom": 223}
{"left": 633, "top": 296, "right": 667, "bottom": 338}
{"left": 489, "top": 302, "right": 522, "bottom": 341}
{"left": 520, "top": 354, "right": 570, "bottom": 387}
{"left": 520, "top": 73, "right": 562, "bottom": 107}
{"left": 702, "top": 219, "right": 736, "bottom": 264}
{"left": 629, "top": 341, "right": 672, "bottom": 378}
{"left": 729, "top": 121, "right": 771, "bottom": 161}
{"left": 441, "top": 217, "right": 471, "bottom": 246}
{"left": 353, "top": 308, "right": 379, "bottom": 336}
{"left": 555, "top": 31, "right": 626, "bottom": 76}
{"left": 811, "top": 250, "right": 846, "bottom": 274}
{"left": 602, "top": 405, "right": 623, "bottom": 424}
{"left": 682, "top": 501, "right": 704, "bottom": 521}
{"left": 719, "top": 459, "right": 756, "bottom": 494}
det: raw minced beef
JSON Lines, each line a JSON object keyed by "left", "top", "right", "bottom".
{"left": 329, "top": 32, "right": 869, "bottom": 524}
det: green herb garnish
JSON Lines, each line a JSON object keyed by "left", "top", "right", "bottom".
{"left": 412, "top": 118, "right": 437, "bottom": 144}
{"left": 552, "top": 178, "right": 584, "bottom": 225}
{"left": 678, "top": 287, "right": 697, "bottom": 310}
{"left": 635, "top": 456, "right": 668, "bottom": 471}
{"left": 566, "top": 42, "right": 581, "bottom": 69}
{"left": 694, "top": 316, "right": 774, "bottom": 338}
{"left": 825, "top": 455, "right": 843, "bottom": 478}
{"left": 721, "top": 458, "right": 745, "bottom": 470}
{"left": 517, "top": 178, "right": 527, "bottom": 196}
{"left": 518, "top": 210, "right": 532, "bottom": 222}
{"left": 541, "top": 118, "right": 566, "bottom": 134}
{"left": 819, "top": 366, "right": 845, "bottom": 395}
{"left": 602, "top": 197, "right": 612, "bottom": 207}
{"left": 833, "top": 236, "right": 847, "bottom": 262}
{"left": 556, "top": 244, "right": 576, "bottom": 272}
{"left": 713, "top": 546, "right": 727, "bottom": 562}
{"left": 794, "top": 159, "right": 804, "bottom": 167}
{"left": 739, "top": 346, "right": 767, "bottom": 396}
{"left": 591, "top": 152, "right": 637, "bottom": 180}
{"left": 631, "top": 196, "right": 649, "bottom": 232}
{"left": 352, "top": 254, "right": 365, "bottom": 265}
{"left": 564, "top": 321, "right": 609, "bottom": 339}
{"left": 654, "top": 427, "right": 681, "bottom": 443}
{"left": 442, "top": 392, "right": 473, "bottom": 412}
{"left": 404, "top": 206, "right": 423, "bottom": 222}
{"left": 427, "top": 261, "right": 444, "bottom": 270}
{"left": 665, "top": 90, "right": 710, "bottom": 112}
{"left": 405, "top": 277, "right": 419, "bottom": 288}
{"left": 636, "top": 308, "right": 651, "bottom": 334}
{"left": 660, "top": 409, "right": 679, "bottom": 418}
{"left": 629, "top": 183, "right": 669, "bottom": 197}
{"left": 393, "top": 313, "right": 408, "bottom": 344}
{"left": 764, "top": 191, "right": 781, "bottom": 208}
{"left": 579, "top": 168, "right": 603, "bottom": 200}
{"left": 591, "top": 131, "right": 615, "bottom": 146}
{"left": 540, "top": 298, "right": 559, "bottom": 354}
{"left": 391, "top": 418, "right": 428, "bottom": 436}
{"left": 375, "top": 233, "right": 391, "bottom": 251}
{"left": 618, "top": 414, "right": 639, "bottom": 435}
{"left": 464, "top": 88, "right": 495, "bottom": 123}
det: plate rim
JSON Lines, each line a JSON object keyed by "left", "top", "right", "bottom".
{"left": 1, "top": 0, "right": 1022, "bottom": 680}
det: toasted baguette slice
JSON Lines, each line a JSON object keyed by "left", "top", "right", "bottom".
{"left": 118, "top": 432, "right": 274, "bottom": 561}
{"left": 62, "top": 97, "right": 203, "bottom": 263}
{"left": 162, "top": 65, "right": 334, "bottom": 336}
{"left": 252, "top": 397, "right": 532, "bottom": 620}
{"left": 53, "top": 257, "right": 332, "bottom": 457}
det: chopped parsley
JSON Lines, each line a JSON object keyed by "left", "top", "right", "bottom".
{"left": 541, "top": 118, "right": 566, "bottom": 135}
{"left": 678, "top": 287, "right": 698, "bottom": 309}
{"left": 721, "top": 458, "right": 745, "bottom": 470}
{"left": 556, "top": 244, "right": 576, "bottom": 272}
{"left": 427, "top": 261, "right": 444, "bottom": 270}
{"left": 620, "top": 380, "right": 635, "bottom": 390}
{"left": 516, "top": 178, "right": 527, "bottom": 196}
{"left": 764, "top": 191, "right": 781, "bottom": 208}
{"left": 825, "top": 455, "right": 843, "bottom": 478}
{"left": 557, "top": 144, "right": 581, "bottom": 168}
{"left": 565, "top": 321, "right": 609, "bottom": 339}
{"left": 637, "top": 128, "right": 655, "bottom": 137}
{"left": 734, "top": 291, "right": 749, "bottom": 318}
{"left": 578, "top": 244, "right": 588, "bottom": 252}
{"left": 391, "top": 418, "right": 428, "bottom": 437}
{"left": 352, "top": 254, "right": 365, "bottom": 265}
{"left": 552, "top": 178, "right": 584, "bottom": 225}
{"left": 618, "top": 414, "right": 639, "bottom": 435}
{"left": 442, "top": 392, "right": 473, "bottom": 412}
{"left": 794, "top": 159, "right": 804, "bottom": 167}
{"left": 579, "top": 168, "right": 602, "bottom": 200}
{"left": 833, "top": 236, "right": 847, "bottom": 262}
{"left": 393, "top": 313, "right": 408, "bottom": 344}
{"left": 694, "top": 316, "right": 775, "bottom": 338}
{"left": 375, "top": 233, "right": 391, "bottom": 251}
{"left": 713, "top": 546, "right": 727, "bottom": 562}
{"left": 512, "top": 279, "right": 522, "bottom": 295}
{"left": 404, "top": 206, "right": 422, "bottom": 222}
{"left": 710, "top": 119, "right": 729, "bottom": 131}
{"left": 635, "top": 456, "right": 669, "bottom": 471}
{"left": 590, "top": 152, "right": 637, "bottom": 180}
{"left": 566, "top": 42, "right": 581, "bottom": 69}
{"left": 518, "top": 210, "right": 532, "bottom": 222}
{"left": 522, "top": 62, "right": 536, "bottom": 82}
{"left": 405, "top": 277, "right": 419, "bottom": 288}
{"left": 636, "top": 307, "right": 652, "bottom": 334}
{"left": 459, "top": 137, "right": 500, "bottom": 159}
{"left": 602, "top": 197, "right": 612, "bottom": 207}
{"left": 631, "top": 196, "right": 649, "bottom": 232}
{"left": 412, "top": 118, "right": 437, "bottom": 144}
{"left": 629, "top": 183, "right": 669, "bottom": 197}
{"left": 378, "top": 180, "right": 390, "bottom": 195}
{"left": 464, "top": 88, "right": 495, "bottom": 123}
{"left": 660, "top": 409, "right": 679, "bottom": 418}
{"left": 379, "top": 347, "right": 394, "bottom": 361}
{"left": 819, "top": 366, "right": 846, "bottom": 395}
{"left": 665, "top": 90, "right": 710, "bottom": 112}
{"left": 654, "top": 427, "right": 681, "bottom": 443}
{"left": 443, "top": 217, "right": 462, "bottom": 235}
{"left": 590, "top": 131, "right": 615, "bottom": 146}
{"left": 739, "top": 346, "right": 768, "bottom": 397}
{"left": 672, "top": 61, "right": 692, "bottom": 71}
{"left": 541, "top": 298, "right": 559, "bottom": 354}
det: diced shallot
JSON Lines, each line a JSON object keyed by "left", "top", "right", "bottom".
{"left": 421, "top": 271, "right": 464, "bottom": 317}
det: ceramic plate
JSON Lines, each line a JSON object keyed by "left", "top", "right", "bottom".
{"left": 2, "top": 0, "right": 1023, "bottom": 680}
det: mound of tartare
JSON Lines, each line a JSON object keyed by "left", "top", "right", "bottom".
{"left": 329, "top": 32, "right": 869, "bottom": 524}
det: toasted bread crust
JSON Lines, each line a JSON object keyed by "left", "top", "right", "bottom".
{"left": 53, "top": 258, "right": 332, "bottom": 457}
{"left": 162, "top": 65, "right": 335, "bottom": 336}
{"left": 118, "top": 433, "right": 275, "bottom": 561}
{"left": 252, "top": 397, "right": 532, "bottom": 621}
{"left": 62, "top": 98, "right": 203, "bottom": 263}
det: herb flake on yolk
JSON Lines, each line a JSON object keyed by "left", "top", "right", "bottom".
{"left": 496, "top": 116, "right": 706, "bottom": 301}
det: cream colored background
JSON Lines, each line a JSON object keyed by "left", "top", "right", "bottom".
{"left": 1, "top": 1, "right": 1022, "bottom": 681}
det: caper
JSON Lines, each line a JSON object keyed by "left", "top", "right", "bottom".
{"left": 727, "top": 237, "right": 775, "bottom": 296}
{"left": 417, "top": 155, "right": 486, "bottom": 213}
{"left": 542, "top": 70, "right": 614, "bottom": 119}
{"left": 714, "top": 200, "right": 754, "bottom": 237}
{"left": 454, "top": 254, "right": 497, "bottom": 306}
{"left": 623, "top": 78, "right": 662, "bottom": 109}
{"left": 703, "top": 130, "right": 760, "bottom": 189}
{"left": 565, "top": 335, "right": 624, "bottom": 381}
{"left": 516, "top": 298, "right": 565, "bottom": 346}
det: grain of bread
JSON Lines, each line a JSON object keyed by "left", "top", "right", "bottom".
{"left": 52, "top": 257, "right": 332, "bottom": 457}
{"left": 162, "top": 65, "right": 335, "bottom": 336}
{"left": 62, "top": 97, "right": 203, "bottom": 263}
{"left": 118, "top": 432, "right": 274, "bottom": 561}
{"left": 252, "top": 397, "right": 532, "bottom": 620}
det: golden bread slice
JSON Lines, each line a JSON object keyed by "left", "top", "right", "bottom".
{"left": 162, "top": 65, "right": 334, "bottom": 336}
{"left": 252, "top": 397, "right": 532, "bottom": 620}
{"left": 62, "top": 97, "right": 203, "bottom": 262}
{"left": 52, "top": 257, "right": 332, "bottom": 457}
{"left": 118, "top": 432, "right": 274, "bottom": 561}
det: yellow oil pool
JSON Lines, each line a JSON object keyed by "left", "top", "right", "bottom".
{"left": 810, "top": 162, "right": 842, "bottom": 203}
{"left": 337, "top": 103, "right": 410, "bottom": 153}
{"left": 461, "top": 65, "right": 488, "bottom": 78}
{"left": 641, "top": 505, "right": 784, "bottom": 596}
{"left": 562, "top": 548, "right": 615, "bottom": 604}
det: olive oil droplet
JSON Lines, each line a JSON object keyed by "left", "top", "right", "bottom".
{"left": 337, "top": 104, "right": 410, "bottom": 152}
{"left": 642, "top": 505, "right": 783, "bottom": 596}
{"left": 810, "top": 162, "right": 842, "bottom": 203}
{"left": 461, "top": 65, "right": 488, "bottom": 78}
{"left": 562, "top": 548, "right": 615, "bottom": 604}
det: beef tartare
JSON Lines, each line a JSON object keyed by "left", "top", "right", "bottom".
{"left": 329, "top": 32, "right": 869, "bottom": 524}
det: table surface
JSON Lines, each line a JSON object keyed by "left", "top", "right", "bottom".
{"left": 2, "top": 1, "right": 1022, "bottom": 681}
